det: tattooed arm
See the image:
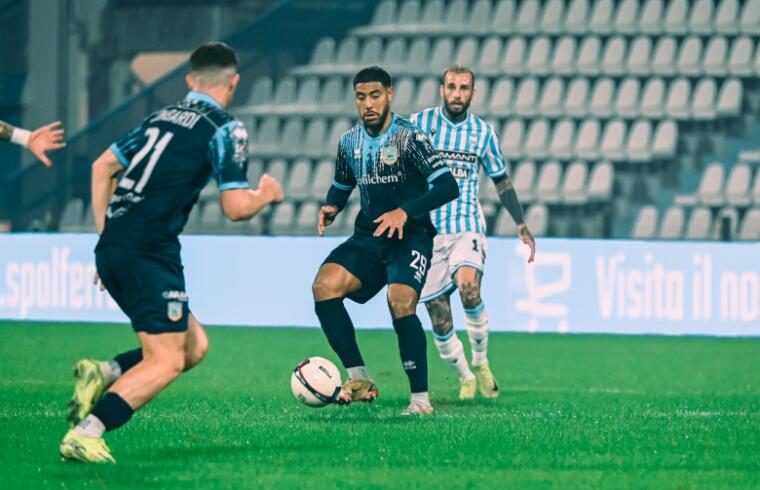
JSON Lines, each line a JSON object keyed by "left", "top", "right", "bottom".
{"left": 493, "top": 174, "right": 536, "bottom": 263}
{"left": 0, "top": 119, "right": 65, "bottom": 167}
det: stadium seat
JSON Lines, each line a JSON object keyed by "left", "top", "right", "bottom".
{"left": 664, "top": 0, "right": 689, "bottom": 34}
{"left": 589, "top": 77, "right": 615, "bottom": 118}
{"left": 740, "top": 0, "right": 760, "bottom": 34}
{"left": 199, "top": 180, "right": 219, "bottom": 204}
{"left": 549, "top": 119, "right": 575, "bottom": 159}
{"left": 493, "top": 207, "right": 518, "bottom": 236}
{"left": 254, "top": 117, "right": 280, "bottom": 156}
{"left": 715, "top": 0, "right": 740, "bottom": 34}
{"left": 658, "top": 206, "right": 685, "bottom": 239}
{"left": 357, "top": 37, "right": 383, "bottom": 70}
{"left": 513, "top": 160, "right": 537, "bottom": 202}
{"left": 442, "top": 0, "right": 469, "bottom": 33}
{"left": 652, "top": 37, "right": 678, "bottom": 76}
{"left": 357, "top": 0, "right": 396, "bottom": 33}
{"left": 468, "top": 0, "right": 493, "bottom": 32}
{"left": 405, "top": 37, "right": 430, "bottom": 75}
{"left": 614, "top": 0, "right": 639, "bottom": 33}
{"left": 266, "top": 159, "right": 289, "bottom": 187}
{"left": 717, "top": 78, "right": 742, "bottom": 116}
{"left": 753, "top": 169, "right": 760, "bottom": 204}
{"left": 525, "top": 203, "right": 549, "bottom": 236}
{"left": 280, "top": 118, "right": 304, "bottom": 157}
{"left": 641, "top": 78, "right": 666, "bottom": 118}
{"left": 652, "top": 119, "right": 678, "bottom": 158}
{"left": 600, "top": 119, "right": 627, "bottom": 161}
{"left": 590, "top": 0, "right": 614, "bottom": 34}
{"left": 295, "top": 77, "right": 320, "bottom": 114}
{"left": 541, "top": 0, "right": 565, "bottom": 34}
{"left": 502, "top": 36, "right": 527, "bottom": 76}
{"left": 415, "top": 78, "right": 438, "bottom": 110}
{"left": 577, "top": 36, "right": 602, "bottom": 75}
{"left": 478, "top": 36, "right": 503, "bottom": 76}
{"left": 538, "top": 77, "right": 564, "bottom": 117}
{"left": 712, "top": 207, "right": 739, "bottom": 240}
{"left": 689, "top": 0, "right": 715, "bottom": 34}
{"left": 631, "top": 205, "right": 659, "bottom": 238}
{"left": 305, "top": 37, "right": 335, "bottom": 69}
{"left": 639, "top": 0, "right": 664, "bottom": 33}
{"left": 200, "top": 201, "right": 224, "bottom": 232}
{"left": 247, "top": 159, "right": 264, "bottom": 185}
{"left": 382, "top": 37, "right": 406, "bottom": 73}
{"left": 428, "top": 37, "right": 454, "bottom": 75}
{"left": 738, "top": 208, "right": 760, "bottom": 240}
{"left": 626, "top": 119, "right": 653, "bottom": 161}
{"left": 615, "top": 78, "right": 641, "bottom": 119}
{"left": 247, "top": 77, "right": 272, "bottom": 108}
{"left": 500, "top": 119, "right": 525, "bottom": 160}
{"left": 270, "top": 202, "right": 296, "bottom": 235}
{"left": 333, "top": 38, "right": 360, "bottom": 71}
{"left": 271, "top": 77, "right": 297, "bottom": 114}
{"left": 565, "top": 0, "right": 589, "bottom": 33}
{"left": 514, "top": 78, "right": 539, "bottom": 117}
{"left": 286, "top": 159, "right": 313, "bottom": 200}
{"left": 601, "top": 36, "right": 627, "bottom": 76}
{"left": 320, "top": 77, "right": 344, "bottom": 115}
{"left": 626, "top": 36, "right": 652, "bottom": 76}
{"left": 311, "top": 159, "right": 334, "bottom": 200}
{"left": 535, "top": 160, "right": 563, "bottom": 203}
{"left": 488, "top": 77, "right": 514, "bottom": 117}
{"left": 326, "top": 119, "right": 351, "bottom": 154}
{"left": 703, "top": 37, "right": 729, "bottom": 76}
{"left": 393, "top": 77, "right": 416, "bottom": 116}
{"left": 479, "top": 169, "right": 500, "bottom": 203}
{"left": 564, "top": 77, "right": 590, "bottom": 117}
{"left": 728, "top": 37, "right": 754, "bottom": 76}
{"left": 678, "top": 36, "right": 704, "bottom": 76}
{"left": 293, "top": 201, "right": 319, "bottom": 235}
{"left": 698, "top": 162, "right": 726, "bottom": 206}
{"left": 666, "top": 78, "right": 692, "bottom": 119}
{"left": 691, "top": 78, "right": 718, "bottom": 120}
{"left": 685, "top": 207, "right": 713, "bottom": 240}
{"left": 470, "top": 78, "right": 491, "bottom": 115}
{"left": 454, "top": 37, "right": 478, "bottom": 66}
{"left": 587, "top": 161, "right": 614, "bottom": 202}
{"left": 59, "top": 198, "right": 84, "bottom": 232}
{"left": 491, "top": 0, "right": 516, "bottom": 34}
{"left": 575, "top": 118, "right": 601, "bottom": 160}
{"left": 562, "top": 161, "right": 588, "bottom": 204}
{"left": 725, "top": 163, "right": 752, "bottom": 207}
{"left": 526, "top": 36, "right": 552, "bottom": 76}
{"left": 419, "top": 0, "right": 445, "bottom": 30}
{"left": 524, "top": 119, "right": 551, "bottom": 160}
{"left": 395, "top": 0, "right": 422, "bottom": 31}
{"left": 515, "top": 0, "right": 541, "bottom": 34}
{"left": 552, "top": 37, "right": 577, "bottom": 75}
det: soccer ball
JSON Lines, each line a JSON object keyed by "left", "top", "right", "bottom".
{"left": 290, "top": 357, "right": 342, "bottom": 407}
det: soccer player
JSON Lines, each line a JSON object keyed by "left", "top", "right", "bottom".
{"left": 313, "top": 66, "right": 459, "bottom": 416}
{"left": 0, "top": 119, "right": 65, "bottom": 167}
{"left": 59, "top": 42, "right": 284, "bottom": 463}
{"left": 410, "top": 65, "right": 536, "bottom": 400}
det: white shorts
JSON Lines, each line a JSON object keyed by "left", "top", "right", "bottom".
{"left": 419, "top": 232, "right": 487, "bottom": 303}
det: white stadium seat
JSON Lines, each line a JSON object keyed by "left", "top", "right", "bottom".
{"left": 691, "top": 78, "right": 718, "bottom": 120}
{"left": 514, "top": 77, "right": 539, "bottom": 117}
{"left": 689, "top": 0, "right": 715, "bottom": 34}
{"left": 698, "top": 162, "right": 726, "bottom": 206}
{"left": 565, "top": 0, "right": 589, "bottom": 33}
{"left": 641, "top": 78, "right": 666, "bottom": 118}
{"left": 652, "top": 120, "right": 678, "bottom": 158}
{"left": 589, "top": 77, "right": 615, "bottom": 118}
{"left": 564, "top": 77, "right": 590, "bottom": 117}
{"left": 575, "top": 118, "right": 601, "bottom": 160}
{"left": 515, "top": 0, "right": 541, "bottom": 34}
{"left": 489, "top": 77, "right": 514, "bottom": 117}
{"left": 665, "top": 0, "right": 689, "bottom": 34}
{"left": 627, "top": 36, "right": 652, "bottom": 76}
{"left": 615, "top": 78, "right": 641, "bottom": 119}
{"left": 738, "top": 208, "right": 760, "bottom": 240}
{"left": 526, "top": 36, "right": 552, "bottom": 76}
{"left": 677, "top": 36, "right": 704, "bottom": 76}
{"left": 626, "top": 119, "right": 653, "bottom": 162}
{"left": 740, "top": 0, "right": 760, "bottom": 34}
{"left": 552, "top": 37, "right": 577, "bottom": 75}
{"left": 640, "top": 0, "right": 664, "bottom": 33}
{"left": 502, "top": 36, "right": 527, "bottom": 76}
{"left": 600, "top": 119, "right": 627, "bottom": 161}
{"left": 614, "top": 0, "right": 639, "bottom": 34}
{"left": 685, "top": 207, "right": 713, "bottom": 240}
{"left": 478, "top": 36, "right": 503, "bottom": 76}
{"left": 524, "top": 119, "right": 551, "bottom": 160}
{"left": 658, "top": 206, "right": 685, "bottom": 239}
{"left": 577, "top": 36, "right": 602, "bottom": 75}
{"left": 601, "top": 36, "right": 627, "bottom": 76}
{"left": 590, "top": 0, "right": 614, "bottom": 34}
{"left": 715, "top": 0, "right": 740, "bottom": 34}
{"left": 538, "top": 77, "right": 564, "bottom": 118}
{"left": 725, "top": 163, "right": 753, "bottom": 207}
{"left": 666, "top": 78, "right": 692, "bottom": 119}
{"left": 513, "top": 160, "right": 537, "bottom": 202}
{"left": 549, "top": 119, "right": 576, "bottom": 160}
{"left": 717, "top": 78, "right": 742, "bottom": 116}
{"left": 541, "top": 0, "right": 565, "bottom": 34}
{"left": 562, "top": 161, "right": 588, "bottom": 204}
{"left": 536, "top": 161, "right": 563, "bottom": 203}
{"left": 500, "top": 119, "right": 525, "bottom": 160}
{"left": 652, "top": 37, "right": 678, "bottom": 76}
{"left": 703, "top": 37, "right": 729, "bottom": 76}
{"left": 491, "top": 0, "right": 516, "bottom": 34}
{"left": 587, "top": 161, "right": 614, "bottom": 202}
{"left": 728, "top": 37, "right": 754, "bottom": 76}
{"left": 631, "top": 205, "right": 659, "bottom": 239}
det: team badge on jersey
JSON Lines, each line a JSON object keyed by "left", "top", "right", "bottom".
{"left": 381, "top": 144, "right": 398, "bottom": 166}
{"left": 167, "top": 301, "right": 183, "bottom": 322}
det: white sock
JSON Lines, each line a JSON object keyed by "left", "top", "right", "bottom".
{"left": 347, "top": 366, "right": 370, "bottom": 381}
{"left": 410, "top": 391, "right": 430, "bottom": 406}
{"left": 74, "top": 414, "right": 106, "bottom": 438}
{"left": 465, "top": 302, "right": 490, "bottom": 367}
{"left": 433, "top": 330, "right": 475, "bottom": 381}
{"left": 100, "top": 360, "right": 122, "bottom": 386}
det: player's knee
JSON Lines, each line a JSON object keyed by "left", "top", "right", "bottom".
{"left": 185, "top": 335, "right": 209, "bottom": 370}
{"left": 388, "top": 293, "right": 417, "bottom": 318}
{"left": 312, "top": 275, "right": 343, "bottom": 301}
{"left": 458, "top": 282, "right": 482, "bottom": 309}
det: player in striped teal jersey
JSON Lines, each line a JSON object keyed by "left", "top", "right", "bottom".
{"left": 411, "top": 65, "right": 536, "bottom": 400}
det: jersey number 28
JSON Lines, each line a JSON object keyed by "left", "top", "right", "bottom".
{"left": 119, "top": 127, "right": 174, "bottom": 193}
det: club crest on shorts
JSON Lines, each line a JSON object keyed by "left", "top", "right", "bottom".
{"left": 167, "top": 301, "right": 183, "bottom": 322}
{"left": 380, "top": 144, "right": 398, "bottom": 166}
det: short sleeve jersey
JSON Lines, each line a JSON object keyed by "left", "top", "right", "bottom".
{"left": 97, "top": 91, "right": 249, "bottom": 253}
{"left": 332, "top": 114, "right": 450, "bottom": 236}
{"left": 410, "top": 106, "right": 507, "bottom": 234}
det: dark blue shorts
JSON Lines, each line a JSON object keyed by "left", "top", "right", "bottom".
{"left": 95, "top": 247, "right": 190, "bottom": 333}
{"left": 323, "top": 231, "right": 433, "bottom": 304}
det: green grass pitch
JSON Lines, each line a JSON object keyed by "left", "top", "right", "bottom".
{"left": 0, "top": 321, "right": 758, "bottom": 489}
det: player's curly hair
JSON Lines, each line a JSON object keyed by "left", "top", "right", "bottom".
{"left": 441, "top": 64, "right": 475, "bottom": 87}
{"left": 353, "top": 66, "right": 392, "bottom": 88}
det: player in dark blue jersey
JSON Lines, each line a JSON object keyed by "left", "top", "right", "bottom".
{"left": 312, "top": 66, "right": 459, "bottom": 416}
{"left": 60, "top": 42, "right": 283, "bottom": 463}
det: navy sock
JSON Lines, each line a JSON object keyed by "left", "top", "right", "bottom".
{"left": 113, "top": 348, "right": 143, "bottom": 372}
{"left": 91, "top": 392, "right": 134, "bottom": 432}
{"left": 392, "top": 315, "right": 429, "bottom": 393}
{"left": 315, "top": 298, "right": 365, "bottom": 368}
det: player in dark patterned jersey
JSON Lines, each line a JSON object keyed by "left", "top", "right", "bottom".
{"left": 60, "top": 43, "right": 284, "bottom": 463}
{"left": 312, "top": 66, "right": 459, "bottom": 416}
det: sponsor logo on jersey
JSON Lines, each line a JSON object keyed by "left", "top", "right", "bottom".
{"left": 380, "top": 144, "right": 398, "bottom": 165}
{"left": 162, "top": 290, "right": 188, "bottom": 302}
{"left": 437, "top": 150, "right": 478, "bottom": 164}
{"left": 356, "top": 173, "right": 400, "bottom": 185}
{"left": 450, "top": 166, "right": 470, "bottom": 179}
{"left": 415, "top": 132, "right": 428, "bottom": 142}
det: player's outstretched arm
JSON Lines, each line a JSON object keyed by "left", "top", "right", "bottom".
{"left": 1, "top": 119, "right": 65, "bottom": 168}
{"left": 91, "top": 149, "right": 123, "bottom": 234}
{"left": 493, "top": 174, "right": 535, "bottom": 262}
{"left": 220, "top": 173, "right": 283, "bottom": 222}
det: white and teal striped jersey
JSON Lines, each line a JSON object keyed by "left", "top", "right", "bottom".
{"left": 410, "top": 105, "right": 506, "bottom": 234}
